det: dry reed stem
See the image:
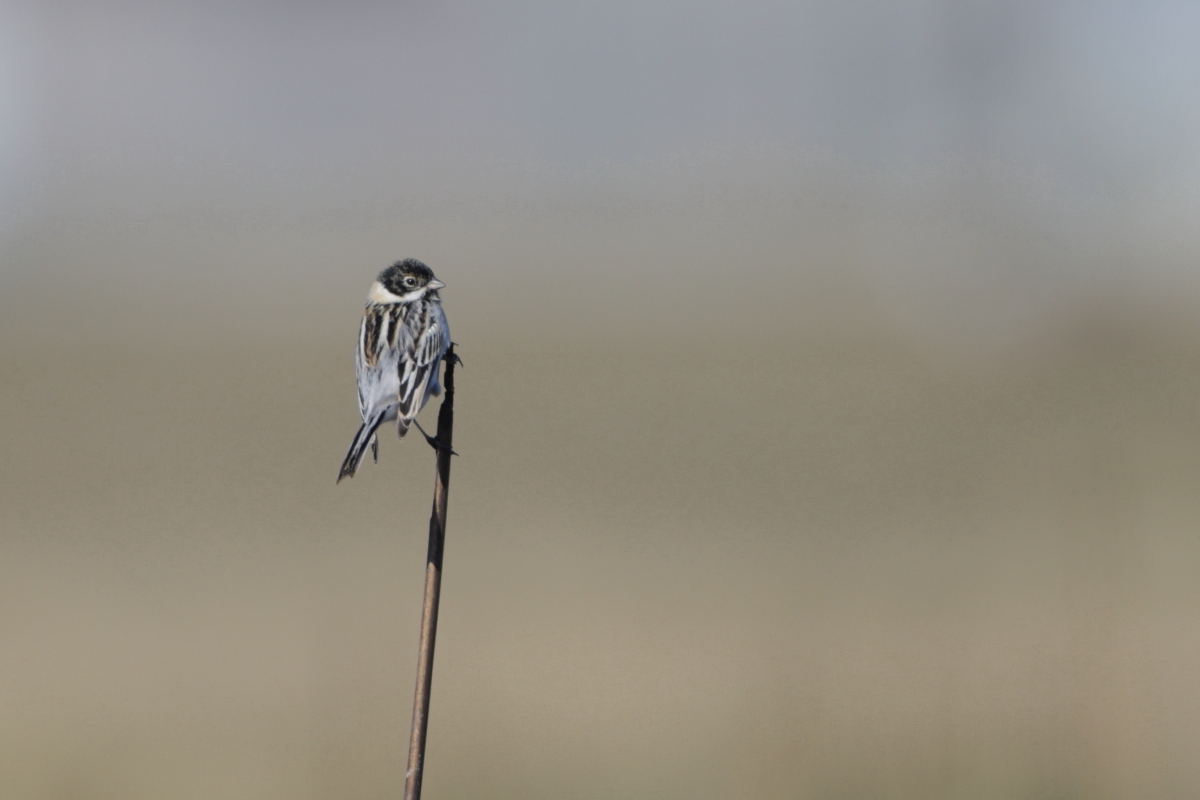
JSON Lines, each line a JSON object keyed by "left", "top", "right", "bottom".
{"left": 404, "top": 344, "right": 458, "bottom": 800}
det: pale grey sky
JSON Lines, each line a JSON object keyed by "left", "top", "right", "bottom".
{"left": 2, "top": 1, "right": 1199, "bottom": 346}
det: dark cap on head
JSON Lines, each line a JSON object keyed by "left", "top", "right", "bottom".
{"left": 378, "top": 259, "right": 439, "bottom": 295}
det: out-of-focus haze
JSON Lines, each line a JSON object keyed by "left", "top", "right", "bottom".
{"left": 4, "top": 2, "right": 1200, "bottom": 798}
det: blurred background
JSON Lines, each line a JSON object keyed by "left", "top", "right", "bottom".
{"left": 3, "top": 1, "right": 1200, "bottom": 797}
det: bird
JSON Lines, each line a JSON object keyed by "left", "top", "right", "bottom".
{"left": 338, "top": 259, "right": 450, "bottom": 482}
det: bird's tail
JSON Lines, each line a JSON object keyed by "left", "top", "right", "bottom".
{"left": 338, "top": 414, "right": 387, "bottom": 482}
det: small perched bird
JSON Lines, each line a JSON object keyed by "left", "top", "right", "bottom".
{"left": 338, "top": 259, "right": 450, "bottom": 482}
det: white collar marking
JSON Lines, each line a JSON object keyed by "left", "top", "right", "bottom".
{"left": 367, "top": 281, "right": 427, "bottom": 304}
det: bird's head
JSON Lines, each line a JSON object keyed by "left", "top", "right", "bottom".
{"left": 372, "top": 258, "right": 445, "bottom": 303}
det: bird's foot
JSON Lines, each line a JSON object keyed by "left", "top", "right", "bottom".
{"left": 413, "top": 420, "right": 458, "bottom": 456}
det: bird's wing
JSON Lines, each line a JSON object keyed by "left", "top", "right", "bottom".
{"left": 395, "top": 302, "right": 450, "bottom": 422}
{"left": 356, "top": 303, "right": 407, "bottom": 421}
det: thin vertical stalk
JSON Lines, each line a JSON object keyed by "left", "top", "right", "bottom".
{"left": 404, "top": 344, "right": 457, "bottom": 800}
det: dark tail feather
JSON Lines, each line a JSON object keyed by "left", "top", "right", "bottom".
{"left": 338, "top": 415, "right": 386, "bottom": 482}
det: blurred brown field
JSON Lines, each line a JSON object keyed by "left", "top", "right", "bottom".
{"left": 4, "top": 314, "right": 1200, "bottom": 799}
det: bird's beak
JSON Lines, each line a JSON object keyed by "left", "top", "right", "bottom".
{"left": 427, "top": 280, "right": 446, "bottom": 291}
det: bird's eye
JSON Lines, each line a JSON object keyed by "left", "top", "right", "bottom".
{"left": 403, "top": 277, "right": 417, "bottom": 287}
